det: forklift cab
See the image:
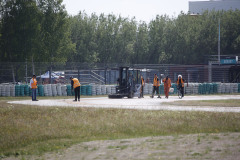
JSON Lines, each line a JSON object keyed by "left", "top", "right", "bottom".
{"left": 109, "top": 67, "right": 141, "bottom": 98}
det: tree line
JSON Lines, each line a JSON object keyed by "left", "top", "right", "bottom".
{"left": 1, "top": 0, "right": 240, "bottom": 67}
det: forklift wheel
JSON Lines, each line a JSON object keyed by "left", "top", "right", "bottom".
{"left": 108, "top": 94, "right": 123, "bottom": 99}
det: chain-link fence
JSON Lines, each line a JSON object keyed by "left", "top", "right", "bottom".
{"left": 0, "top": 62, "right": 240, "bottom": 85}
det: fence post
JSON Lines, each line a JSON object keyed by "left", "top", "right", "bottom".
{"left": 208, "top": 61, "right": 212, "bottom": 83}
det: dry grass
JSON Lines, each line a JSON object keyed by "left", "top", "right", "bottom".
{"left": 164, "top": 99, "right": 240, "bottom": 107}
{"left": 0, "top": 99, "right": 240, "bottom": 158}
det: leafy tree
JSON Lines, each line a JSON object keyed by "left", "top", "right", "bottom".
{"left": 37, "top": 0, "right": 75, "bottom": 63}
{"left": 0, "top": 0, "right": 41, "bottom": 81}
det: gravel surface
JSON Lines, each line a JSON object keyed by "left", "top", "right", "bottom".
{"left": 8, "top": 95, "right": 240, "bottom": 112}
{"left": 4, "top": 132, "right": 240, "bottom": 160}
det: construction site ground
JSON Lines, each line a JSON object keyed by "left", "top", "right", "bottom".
{"left": 5, "top": 95, "right": 240, "bottom": 160}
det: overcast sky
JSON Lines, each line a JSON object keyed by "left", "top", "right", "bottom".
{"left": 62, "top": 0, "right": 206, "bottom": 22}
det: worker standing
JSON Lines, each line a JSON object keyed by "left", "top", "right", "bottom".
{"left": 70, "top": 77, "right": 81, "bottom": 101}
{"left": 151, "top": 74, "right": 161, "bottom": 98}
{"left": 30, "top": 75, "right": 38, "bottom": 101}
{"left": 139, "top": 76, "right": 145, "bottom": 98}
{"left": 162, "top": 75, "right": 171, "bottom": 99}
{"left": 177, "top": 75, "right": 185, "bottom": 97}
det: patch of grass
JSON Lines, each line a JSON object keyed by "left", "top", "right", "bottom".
{"left": 120, "top": 140, "right": 131, "bottom": 143}
{"left": 197, "top": 135, "right": 201, "bottom": 143}
{"left": 191, "top": 152, "right": 203, "bottom": 157}
{"left": 164, "top": 99, "right": 240, "bottom": 107}
{"left": 212, "top": 136, "right": 220, "bottom": 140}
{"left": 1, "top": 100, "right": 240, "bottom": 157}
{"left": 204, "top": 146, "right": 212, "bottom": 154}
{"left": 107, "top": 145, "right": 128, "bottom": 150}
{"left": 215, "top": 149, "right": 222, "bottom": 152}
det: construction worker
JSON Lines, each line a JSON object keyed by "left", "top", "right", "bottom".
{"left": 162, "top": 75, "right": 171, "bottom": 99}
{"left": 139, "top": 75, "right": 145, "bottom": 98}
{"left": 177, "top": 75, "right": 185, "bottom": 97}
{"left": 30, "top": 75, "right": 38, "bottom": 101}
{"left": 70, "top": 77, "right": 81, "bottom": 101}
{"left": 151, "top": 74, "right": 161, "bottom": 98}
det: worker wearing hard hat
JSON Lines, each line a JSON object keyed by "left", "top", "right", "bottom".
{"left": 177, "top": 75, "right": 185, "bottom": 97}
{"left": 151, "top": 74, "right": 161, "bottom": 98}
{"left": 70, "top": 77, "right": 81, "bottom": 101}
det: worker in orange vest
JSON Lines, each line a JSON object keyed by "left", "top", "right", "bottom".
{"left": 30, "top": 75, "right": 38, "bottom": 101}
{"left": 151, "top": 74, "right": 161, "bottom": 98}
{"left": 139, "top": 75, "right": 145, "bottom": 98}
{"left": 162, "top": 75, "right": 171, "bottom": 99}
{"left": 70, "top": 77, "right": 81, "bottom": 101}
{"left": 177, "top": 75, "right": 185, "bottom": 97}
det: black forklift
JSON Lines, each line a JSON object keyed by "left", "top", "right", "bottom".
{"left": 108, "top": 67, "right": 142, "bottom": 98}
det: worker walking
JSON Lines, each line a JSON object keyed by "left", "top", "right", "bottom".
{"left": 30, "top": 75, "right": 38, "bottom": 101}
{"left": 151, "top": 74, "right": 161, "bottom": 98}
{"left": 70, "top": 77, "right": 81, "bottom": 101}
{"left": 177, "top": 75, "right": 185, "bottom": 97}
{"left": 139, "top": 76, "right": 145, "bottom": 98}
{"left": 162, "top": 75, "right": 171, "bottom": 99}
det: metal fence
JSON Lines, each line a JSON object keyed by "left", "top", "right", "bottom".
{"left": 0, "top": 62, "right": 240, "bottom": 84}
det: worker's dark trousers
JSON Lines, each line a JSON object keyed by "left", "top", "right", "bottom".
{"left": 152, "top": 86, "right": 159, "bottom": 97}
{"left": 140, "top": 86, "right": 144, "bottom": 97}
{"left": 74, "top": 86, "right": 80, "bottom": 101}
{"left": 181, "top": 87, "right": 184, "bottom": 97}
{"left": 178, "top": 85, "right": 184, "bottom": 97}
{"left": 32, "top": 89, "right": 37, "bottom": 101}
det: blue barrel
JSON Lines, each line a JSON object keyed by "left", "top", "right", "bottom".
{"left": 38, "top": 85, "right": 44, "bottom": 96}
{"left": 29, "top": 86, "right": 32, "bottom": 96}
{"left": 213, "top": 83, "right": 218, "bottom": 94}
{"left": 209, "top": 83, "right": 213, "bottom": 94}
{"left": 198, "top": 83, "right": 202, "bottom": 94}
{"left": 20, "top": 85, "right": 25, "bottom": 96}
{"left": 86, "top": 85, "right": 92, "bottom": 96}
{"left": 15, "top": 85, "right": 20, "bottom": 96}
{"left": 67, "top": 85, "right": 72, "bottom": 96}
{"left": 24, "top": 85, "right": 29, "bottom": 96}
{"left": 81, "top": 85, "right": 86, "bottom": 95}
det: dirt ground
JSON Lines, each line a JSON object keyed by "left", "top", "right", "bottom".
{"left": 4, "top": 95, "right": 240, "bottom": 160}
{"left": 4, "top": 132, "right": 240, "bottom": 160}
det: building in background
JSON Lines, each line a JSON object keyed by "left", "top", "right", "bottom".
{"left": 189, "top": 0, "right": 240, "bottom": 15}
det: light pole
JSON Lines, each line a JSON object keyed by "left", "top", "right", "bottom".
{"left": 218, "top": 18, "right": 220, "bottom": 64}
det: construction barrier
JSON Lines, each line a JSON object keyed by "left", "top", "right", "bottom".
{"left": 0, "top": 83, "right": 240, "bottom": 97}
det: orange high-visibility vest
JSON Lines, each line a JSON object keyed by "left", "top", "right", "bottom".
{"left": 163, "top": 78, "right": 171, "bottom": 88}
{"left": 141, "top": 78, "right": 144, "bottom": 86}
{"left": 177, "top": 78, "right": 184, "bottom": 87}
{"left": 31, "top": 78, "right": 37, "bottom": 89}
{"left": 72, "top": 78, "right": 80, "bottom": 88}
{"left": 153, "top": 77, "right": 160, "bottom": 87}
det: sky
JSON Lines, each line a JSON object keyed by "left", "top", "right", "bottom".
{"left": 62, "top": 0, "right": 206, "bottom": 22}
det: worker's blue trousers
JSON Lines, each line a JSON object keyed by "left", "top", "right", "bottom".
{"left": 32, "top": 89, "right": 37, "bottom": 101}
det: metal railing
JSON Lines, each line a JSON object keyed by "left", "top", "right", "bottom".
{"left": 0, "top": 62, "right": 240, "bottom": 84}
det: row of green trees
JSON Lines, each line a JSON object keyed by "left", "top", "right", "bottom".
{"left": 0, "top": 0, "right": 74, "bottom": 63}
{"left": 1, "top": 0, "right": 240, "bottom": 66}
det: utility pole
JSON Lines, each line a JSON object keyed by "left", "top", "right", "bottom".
{"left": 218, "top": 18, "right": 221, "bottom": 64}
{"left": 26, "top": 59, "right": 27, "bottom": 84}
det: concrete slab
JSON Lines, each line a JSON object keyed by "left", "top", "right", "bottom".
{"left": 8, "top": 95, "right": 240, "bottom": 113}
